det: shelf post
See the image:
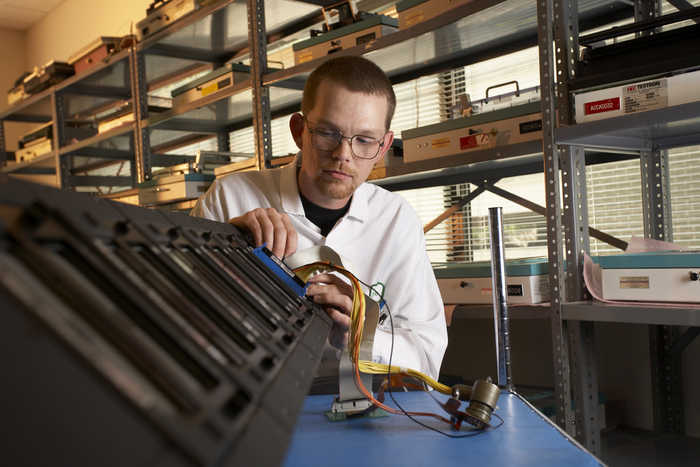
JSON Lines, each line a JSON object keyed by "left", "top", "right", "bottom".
{"left": 562, "top": 145, "right": 601, "bottom": 454}
{"left": 248, "top": 0, "right": 273, "bottom": 170}
{"left": 555, "top": 0, "right": 580, "bottom": 128}
{"left": 217, "top": 130, "right": 230, "bottom": 152}
{"left": 537, "top": 0, "right": 573, "bottom": 439}
{"left": 642, "top": 150, "right": 673, "bottom": 243}
{"left": 131, "top": 47, "right": 150, "bottom": 184}
{"left": 650, "top": 325, "right": 686, "bottom": 435}
{"left": 0, "top": 121, "right": 6, "bottom": 167}
{"left": 635, "top": 0, "right": 660, "bottom": 37}
{"left": 541, "top": 0, "right": 603, "bottom": 453}
{"left": 51, "top": 91, "right": 68, "bottom": 189}
{"left": 642, "top": 149, "right": 685, "bottom": 435}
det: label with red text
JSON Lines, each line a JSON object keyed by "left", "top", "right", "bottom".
{"left": 584, "top": 98, "right": 620, "bottom": 115}
{"left": 460, "top": 133, "right": 490, "bottom": 150}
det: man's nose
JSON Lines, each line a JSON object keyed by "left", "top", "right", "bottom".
{"left": 332, "top": 136, "right": 353, "bottom": 161}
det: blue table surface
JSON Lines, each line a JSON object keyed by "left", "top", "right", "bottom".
{"left": 283, "top": 391, "right": 604, "bottom": 467}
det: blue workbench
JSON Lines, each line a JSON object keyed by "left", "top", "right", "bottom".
{"left": 283, "top": 391, "right": 605, "bottom": 467}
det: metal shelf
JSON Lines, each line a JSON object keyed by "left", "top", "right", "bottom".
{"left": 143, "top": 80, "right": 253, "bottom": 131}
{"left": 57, "top": 49, "right": 133, "bottom": 94}
{"left": 59, "top": 124, "right": 135, "bottom": 158}
{"left": 0, "top": 90, "right": 53, "bottom": 123}
{"left": 2, "top": 127, "right": 134, "bottom": 177}
{"left": 137, "top": 0, "right": 319, "bottom": 88}
{"left": 0, "top": 49, "right": 134, "bottom": 125}
{"left": 264, "top": 0, "right": 628, "bottom": 88}
{"left": 1, "top": 152, "right": 56, "bottom": 175}
{"left": 137, "top": 0, "right": 245, "bottom": 58}
{"left": 143, "top": 80, "right": 301, "bottom": 133}
{"left": 451, "top": 304, "right": 551, "bottom": 320}
{"left": 555, "top": 101, "right": 700, "bottom": 151}
{"left": 370, "top": 142, "right": 544, "bottom": 191}
{"left": 563, "top": 300, "right": 700, "bottom": 327}
{"left": 367, "top": 141, "right": 639, "bottom": 191}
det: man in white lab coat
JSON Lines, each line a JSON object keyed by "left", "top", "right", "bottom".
{"left": 191, "top": 56, "right": 447, "bottom": 379}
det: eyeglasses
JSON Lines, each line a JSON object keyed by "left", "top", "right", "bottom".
{"left": 305, "top": 118, "right": 385, "bottom": 160}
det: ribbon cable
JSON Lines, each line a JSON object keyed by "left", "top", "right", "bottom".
{"left": 284, "top": 245, "right": 380, "bottom": 404}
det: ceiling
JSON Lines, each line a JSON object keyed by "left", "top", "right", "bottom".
{"left": 0, "top": 0, "right": 64, "bottom": 31}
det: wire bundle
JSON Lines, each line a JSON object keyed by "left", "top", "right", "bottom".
{"left": 294, "top": 261, "right": 500, "bottom": 433}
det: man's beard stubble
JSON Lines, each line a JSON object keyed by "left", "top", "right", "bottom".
{"left": 311, "top": 162, "right": 359, "bottom": 200}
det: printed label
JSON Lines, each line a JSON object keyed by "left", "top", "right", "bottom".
{"left": 619, "top": 276, "right": 650, "bottom": 289}
{"left": 507, "top": 285, "right": 524, "bottom": 297}
{"left": 432, "top": 137, "right": 451, "bottom": 149}
{"left": 201, "top": 83, "right": 218, "bottom": 96}
{"left": 173, "top": 0, "right": 196, "bottom": 21}
{"left": 459, "top": 133, "right": 490, "bottom": 150}
{"left": 481, "top": 286, "right": 523, "bottom": 296}
{"left": 356, "top": 32, "right": 376, "bottom": 45}
{"left": 405, "top": 10, "right": 424, "bottom": 26}
{"left": 623, "top": 79, "right": 668, "bottom": 114}
{"left": 202, "top": 77, "right": 231, "bottom": 97}
{"left": 298, "top": 51, "right": 314, "bottom": 63}
{"left": 585, "top": 98, "right": 620, "bottom": 115}
{"left": 535, "top": 277, "right": 550, "bottom": 295}
{"left": 519, "top": 119, "right": 542, "bottom": 134}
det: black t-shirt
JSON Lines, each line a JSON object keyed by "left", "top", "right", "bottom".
{"left": 300, "top": 192, "right": 351, "bottom": 237}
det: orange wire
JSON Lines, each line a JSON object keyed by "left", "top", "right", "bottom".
{"left": 295, "top": 262, "right": 462, "bottom": 426}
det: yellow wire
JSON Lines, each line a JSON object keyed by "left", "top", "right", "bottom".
{"left": 358, "top": 361, "right": 452, "bottom": 395}
{"left": 295, "top": 262, "right": 365, "bottom": 359}
{"left": 294, "top": 262, "right": 451, "bottom": 396}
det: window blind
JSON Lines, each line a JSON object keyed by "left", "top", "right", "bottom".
{"left": 668, "top": 147, "right": 700, "bottom": 249}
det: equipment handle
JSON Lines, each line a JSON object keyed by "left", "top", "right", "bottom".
{"left": 484, "top": 81, "right": 519, "bottom": 103}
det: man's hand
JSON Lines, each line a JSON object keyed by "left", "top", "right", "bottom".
{"left": 229, "top": 207, "right": 297, "bottom": 259}
{"left": 305, "top": 273, "right": 354, "bottom": 350}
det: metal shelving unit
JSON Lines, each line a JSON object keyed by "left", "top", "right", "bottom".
{"left": 1, "top": 0, "right": 632, "bottom": 189}
{"left": 539, "top": 0, "right": 700, "bottom": 457}
{"left": 0, "top": 46, "right": 139, "bottom": 191}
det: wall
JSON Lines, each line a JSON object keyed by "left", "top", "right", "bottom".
{"left": 26, "top": 0, "right": 151, "bottom": 68}
{"left": 0, "top": 27, "right": 30, "bottom": 153}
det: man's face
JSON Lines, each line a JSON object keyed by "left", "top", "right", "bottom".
{"left": 293, "top": 81, "right": 394, "bottom": 209}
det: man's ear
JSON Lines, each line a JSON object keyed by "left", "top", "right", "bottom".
{"left": 290, "top": 113, "right": 305, "bottom": 150}
{"left": 374, "top": 131, "right": 394, "bottom": 165}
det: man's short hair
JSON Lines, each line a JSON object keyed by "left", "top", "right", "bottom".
{"left": 301, "top": 56, "right": 396, "bottom": 132}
